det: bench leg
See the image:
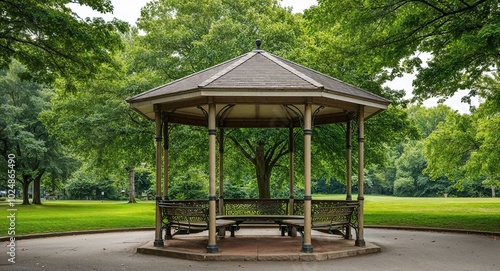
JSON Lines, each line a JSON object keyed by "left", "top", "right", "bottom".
{"left": 218, "top": 227, "right": 226, "bottom": 237}
{"left": 345, "top": 225, "right": 352, "bottom": 240}
{"left": 284, "top": 226, "right": 297, "bottom": 237}
{"left": 296, "top": 227, "right": 304, "bottom": 245}
{"left": 165, "top": 225, "right": 173, "bottom": 240}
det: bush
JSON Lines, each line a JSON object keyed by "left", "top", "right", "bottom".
{"left": 223, "top": 179, "right": 248, "bottom": 199}
{"left": 168, "top": 169, "right": 208, "bottom": 200}
{"left": 65, "top": 171, "right": 119, "bottom": 200}
{"left": 393, "top": 177, "right": 416, "bottom": 197}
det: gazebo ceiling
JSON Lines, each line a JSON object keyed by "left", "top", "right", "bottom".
{"left": 127, "top": 43, "right": 390, "bottom": 128}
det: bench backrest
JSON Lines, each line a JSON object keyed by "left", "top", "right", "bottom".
{"left": 293, "top": 200, "right": 359, "bottom": 216}
{"left": 311, "top": 205, "right": 356, "bottom": 224}
{"left": 159, "top": 203, "right": 208, "bottom": 224}
{"left": 223, "top": 199, "right": 289, "bottom": 215}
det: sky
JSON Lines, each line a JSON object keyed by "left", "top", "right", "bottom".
{"left": 69, "top": 0, "right": 318, "bottom": 24}
{"left": 70, "top": 0, "right": 478, "bottom": 114}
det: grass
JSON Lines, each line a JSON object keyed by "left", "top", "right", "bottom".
{"left": 315, "top": 194, "right": 500, "bottom": 232}
{"left": 1, "top": 196, "right": 499, "bottom": 236}
{"left": 1, "top": 200, "right": 155, "bottom": 236}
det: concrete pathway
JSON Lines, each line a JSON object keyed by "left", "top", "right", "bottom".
{"left": 1, "top": 229, "right": 498, "bottom": 271}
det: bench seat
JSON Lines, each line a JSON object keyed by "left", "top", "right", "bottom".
{"left": 159, "top": 203, "right": 236, "bottom": 238}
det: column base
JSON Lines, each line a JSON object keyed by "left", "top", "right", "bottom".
{"left": 207, "top": 244, "right": 218, "bottom": 253}
{"left": 153, "top": 239, "right": 164, "bottom": 247}
{"left": 302, "top": 244, "right": 313, "bottom": 253}
{"left": 355, "top": 239, "right": 366, "bottom": 247}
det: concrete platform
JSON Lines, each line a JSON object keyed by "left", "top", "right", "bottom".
{"left": 137, "top": 227, "right": 380, "bottom": 261}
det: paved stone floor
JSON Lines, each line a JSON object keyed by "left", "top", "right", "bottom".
{"left": 138, "top": 228, "right": 380, "bottom": 261}
{"left": 2, "top": 228, "right": 499, "bottom": 271}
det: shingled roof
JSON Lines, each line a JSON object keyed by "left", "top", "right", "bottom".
{"left": 127, "top": 42, "right": 390, "bottom": 128}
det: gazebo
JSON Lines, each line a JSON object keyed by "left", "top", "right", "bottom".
{"left": 126, "top": 40, "right": 390, "bottom": 254}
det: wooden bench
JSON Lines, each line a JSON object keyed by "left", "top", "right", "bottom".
{"left": 218, "top": 199, "right": 303, "bottom": 236}
{"left": 282, "top": 201, "right": 359, "bottom": 243}
{"left": 159, "top": 202, "right": 236, "bottom": 239}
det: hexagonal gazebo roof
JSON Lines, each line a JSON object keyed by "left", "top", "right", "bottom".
{"left": 126, "top": 44, "right": 390, "bottom": 127}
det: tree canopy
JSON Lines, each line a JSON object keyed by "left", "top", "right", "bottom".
{"left": 135, "top": 0, "right": 303, "bottom": 81}
{"left": 0, "top": 0, "right": 128, "bottom": 89}
{"left": 306, "top": 0, "right": 500, "bottom": 101}
{"left": 0, "top": 61, "right": 77, "bottom": 204}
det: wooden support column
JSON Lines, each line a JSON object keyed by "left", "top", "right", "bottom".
{"left": 163, "top": 117, "right": 169, "bottom": 200}
{"left": 302, "top": 103, "right": 313, "bottom": 253}
{"left": 219, "top": 128, "right": 224, "bottom": 215}
{"left": 207, "top": 103, "right": 218, "bottom": 253}
{"left": 153, "top": 109, "right": 163, "bottom": 247}
{"left": 356, "top": 106, "right": 366, "bottom": 247}
{"left": 346, "top": 120, "right": 352, "bottom": 201}
{"left": 288, "top": 125, "right": 295, "bottom": 215}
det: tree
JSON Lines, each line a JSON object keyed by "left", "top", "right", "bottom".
{"left": 227, "top": 129, "right": 290, "bottom": 199}
{"left": 65, "top": 169, "right": 118, "bottom": 200}
{"left": 0, "top": 0, "right": 128, "bottom": 89}
{"left": 0, "top": 60, "right": 77, "bottom": 204}
{"left": 407, "top": 105, "right": 455, "bottom": 138}
{"left": 135, "top": 0, "right": 303, "bottom": 81}
{"left": 424, "top": 108, "right": 499, "bottom": 197}
{"left": 306, "top": 0, "right": 500, "bottom": 101}
{"left": 40, "top": 46, "right": 156, "bottom": 203}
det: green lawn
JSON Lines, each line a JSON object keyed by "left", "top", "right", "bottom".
{"left": 1, "top": 196, "right": 499, "bottom": 236}
{"left": 316, "top": 194, "right": 500, "bottom": 232}
{"left": 1, "top": 200, "right": 155, "bottom": 236}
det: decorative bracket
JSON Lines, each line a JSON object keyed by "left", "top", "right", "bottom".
{"left": 217, "top": 104, "right": 235, "bottom": 127}
{"left": 284, "top": 104, "right": 304, "bottom": 128}
{"left": 197, "top": 105, "right": 209, "bottom": 126}
{"left": 312, "top": 105, "right": 324, "bottom": 129}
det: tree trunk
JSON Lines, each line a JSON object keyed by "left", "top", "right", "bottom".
{"left": 128, "top": 166, "right": 137, "bottom": 203}
{"left": 21, "top": 176, "right": 31, "bottom": 205}
{"left": 492, "top": 186, "right": 496, "bottom": 198}
{"left": 32, "top": 175, "right": 42, "bottom": 205}
{"left": 255, "top": 142, "right": 271, "bottom": 199}
{"left": 229, "top": 134, "right": 289, "bottom": 199}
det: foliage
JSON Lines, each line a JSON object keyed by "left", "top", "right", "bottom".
{"left": 136, "top": 0, "right": 303, "bottom": 81}
{"left": 168, "top": 169, "right": 208, "bottom": 200}
{"left": 360, "top": 105, "right": 496, "bottom": 197}
{"left": 227, "top": 128, "right": 290, "bottom": 198}
{"left": 5, "top": 0, "right": 494, "bottom": 202}
{"left": 306, "top": 0, "right": 500, "bottom": 101}
{"left": 407, "top": 105, "right": 455, "bottom": 138}
{"left": 393, "top": 177, "right": 416, "bottom": 197}
{"left": 0, "top": 61, "right": 78, "bottom": 204}
{"left": 39, "top": 35, "right": 158, "bottom": 202}
{"left": 312, "top": 177, "right": 347, "bottom": 195}
{"left": 134, "top": 170, "right": 153, "bottom": 198}
{"left": 424, "top": 104, "right": 500, "bottom": 196}
{"left": 0, "top": 0, "right": 128, "bottom": 90}
{"left": 223, "top": 179, "right": 249, "bottom": 199}
{"left": 65, "top": 170, "right": 119, "bottom": 200}
{"left": 425, "top": 112, "right": 476, "bottom": 182}
{"left": 364, "top": 166, "right": 392, "bottom": 195}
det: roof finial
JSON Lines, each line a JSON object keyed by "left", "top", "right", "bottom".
{"left": 256, "top": 39, "right": 262, "bottom": 50}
